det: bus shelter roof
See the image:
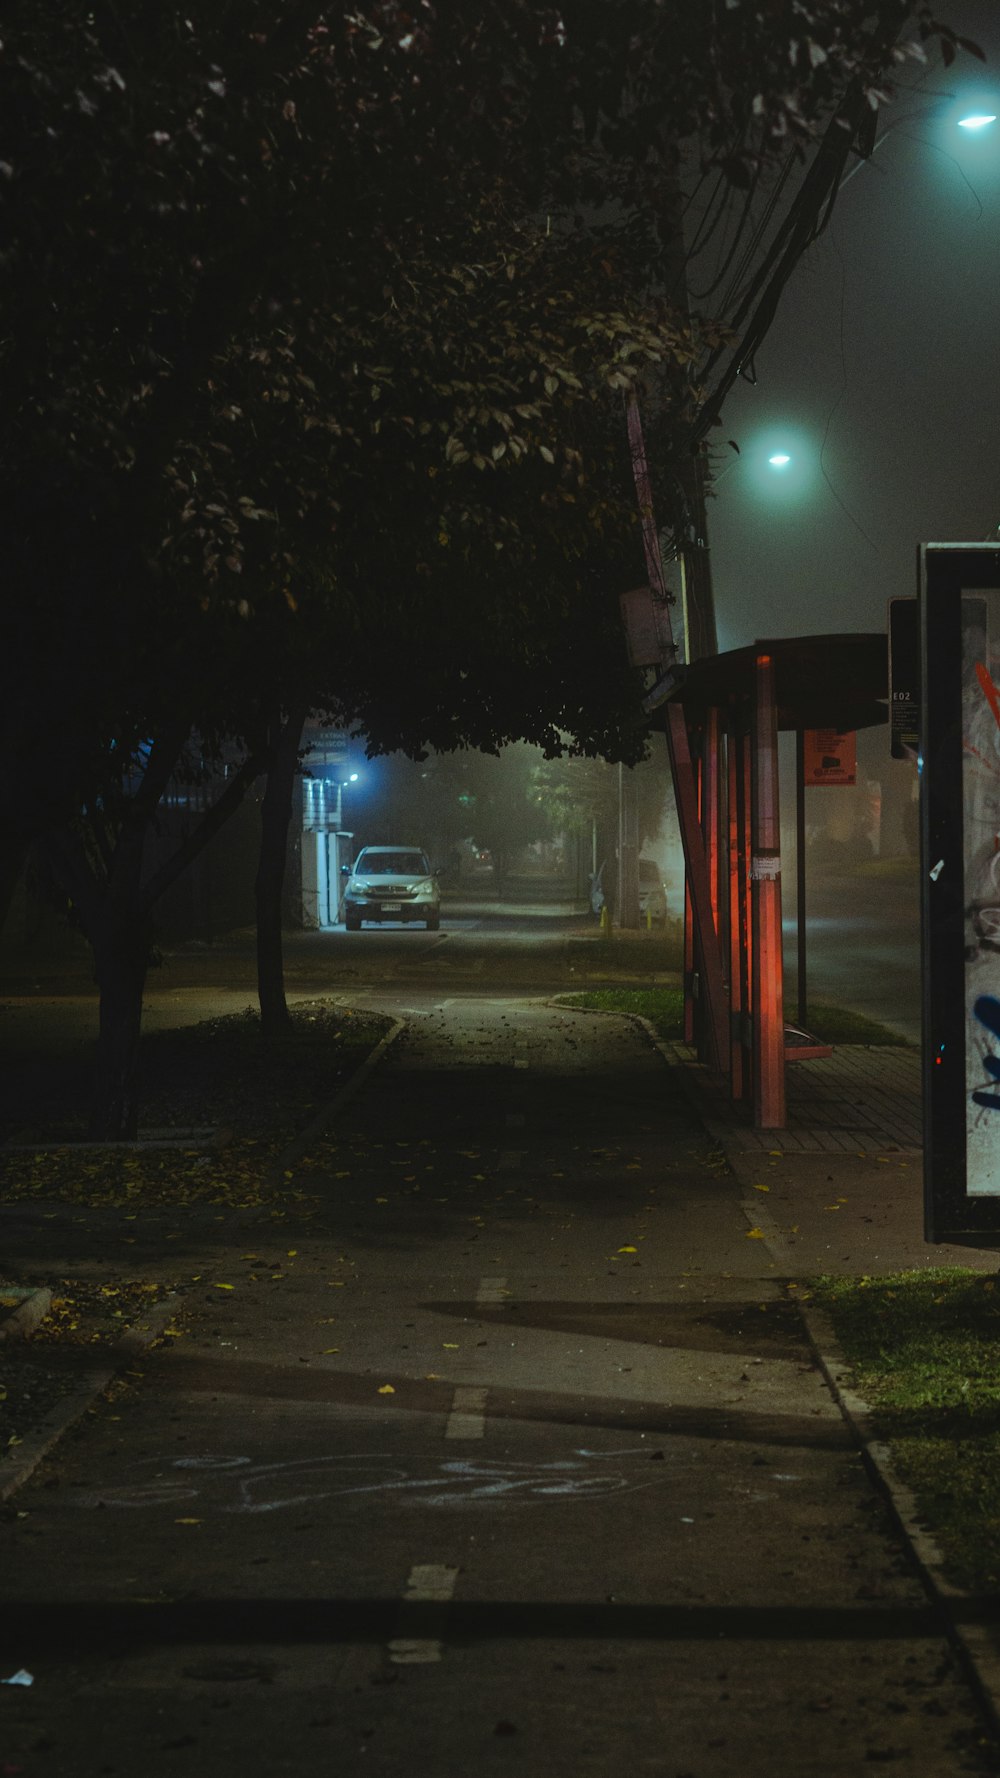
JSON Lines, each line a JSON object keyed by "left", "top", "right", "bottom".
{"left": 657, "top": 631, "right": 888, "bottom": 733}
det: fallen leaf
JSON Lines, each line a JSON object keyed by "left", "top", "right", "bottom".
{"left": 377, "top": 1384, "right": 395, "bottom": 1395}
{"left": 617, "top": 1245, "right": 637, "bottom": 1254}
{"left": 745, "top": 1228, "right": 765, "bottom": 1240}
{"left": 174, "top": 1517, "right": 201, "bottom": 1525}
{"left": 442, "top": 1342, "right": 459, "bottom": 1349}
{"left": 753, "top": 1183, "right": 770, "bottom": 1193}
{"left": 213, "top": 1283, "right": 234, "bottom": 1291}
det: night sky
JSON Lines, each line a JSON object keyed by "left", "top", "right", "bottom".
{"left": 702, "top": 0, "right": 1000, "bottom": 653}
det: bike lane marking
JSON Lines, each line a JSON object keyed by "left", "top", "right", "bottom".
{"left": 388, "top": 1563, "right": 460, "bottom": 1665}
{"left": 445, "top": 1386, "right": 488, "bottom": 1441}
{"left": 475, "top": 1276, "right": 508, "bottom": 1307}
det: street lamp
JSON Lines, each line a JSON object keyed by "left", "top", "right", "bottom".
{"left": 333, "top": 771, "right": 359, "bottom": 829}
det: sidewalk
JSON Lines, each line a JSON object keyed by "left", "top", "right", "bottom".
{"left": 3, "top": 995, "right": 998, "bottom": 1777}
{"left": 664, "top": 1037, "right": 999, "bottom": 1279}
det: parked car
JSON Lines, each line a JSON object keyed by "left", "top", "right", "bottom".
{"left": 638, "top": 857, "right": 667, "bottom": 926}
{"left": 342, "top": 846, "right": 441, "bottom": 931}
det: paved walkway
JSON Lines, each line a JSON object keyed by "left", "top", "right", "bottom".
{"left": 2, "top": 998, "right": 998, "bottom": 1776}
{"left": 662, "top": 1037, "right": 998, "bottom": 1284}
{"left": 668, "top": 1041, "right": 922, "bottom": 1155}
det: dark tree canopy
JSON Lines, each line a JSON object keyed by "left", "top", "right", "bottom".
{"left": 1, "top": 2, "right": 966, "bottom": 779}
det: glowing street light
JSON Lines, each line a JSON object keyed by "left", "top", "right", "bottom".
{"left": 958, "top": 113, "right": 997, "bottom": 131}
{"left": 768, "top": 452, "right": 792, "bottom": 468}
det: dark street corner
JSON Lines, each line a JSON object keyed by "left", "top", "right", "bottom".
{"left": 1, "top": 922, "right": 999, "bottom": 1778}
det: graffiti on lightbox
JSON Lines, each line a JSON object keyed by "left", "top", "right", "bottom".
{"left": 962, "top": 595, "right": 1000, "bottom": 1186}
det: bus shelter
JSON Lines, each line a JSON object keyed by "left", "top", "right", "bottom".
{"left": 653, "top": 632, "right": 888, "bottom": 1129}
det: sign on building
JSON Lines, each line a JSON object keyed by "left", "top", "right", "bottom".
{"left": 921, "top": 543, "right": 1000, "bottom": 1244}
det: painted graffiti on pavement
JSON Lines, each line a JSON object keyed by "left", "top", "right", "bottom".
{"left": 73, "top": 1448, "right": 675, "bottom": 1514}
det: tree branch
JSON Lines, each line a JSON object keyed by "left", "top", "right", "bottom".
{"left": 140, "top": 746, "right": 268, "bottom": 911}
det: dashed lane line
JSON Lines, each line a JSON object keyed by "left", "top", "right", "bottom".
{"left": 444, "top": 1386, "right": 489, "bottom": 1441}
{"left": 388, "top": 1564, "right": 460, "bottom": 1665}
{"left": 475, "top": 1276, "right": 508, "bottom": 1307}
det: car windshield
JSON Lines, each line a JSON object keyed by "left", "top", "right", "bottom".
{"left": 355, "top": 850, "right": 429, "bottom": 876}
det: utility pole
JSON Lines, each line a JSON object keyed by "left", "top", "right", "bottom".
{"left": 626, "top": 394, "right": 729, "bottom": 1074}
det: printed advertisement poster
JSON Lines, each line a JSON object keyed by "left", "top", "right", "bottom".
{"left": 963, "top": 591, "right": 1000, "bottom": 1194}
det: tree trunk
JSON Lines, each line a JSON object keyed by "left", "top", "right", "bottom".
{"left": 88, "top": 826, "right": 151, "bottom": 1140}
{"left": 256, "top": 705, "right": 307, "bottom": 1040}
{"left": 0, "top": 832, "right": 28, "bottom": 939}
{"left": 90, "top": 916, "right": 150, "bottom": 1140}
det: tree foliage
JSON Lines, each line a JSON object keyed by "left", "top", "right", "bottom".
{"left": 1, "top": 2, "right": 965, "bottom": 786}
{"left": 0, "top": 1, "right": 973, "bottom": 1132}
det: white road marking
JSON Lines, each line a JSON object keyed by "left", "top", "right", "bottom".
{"left": 475, "top": 1276, "right": 508, "bottom": 1307}
{"left": 388, "top": 1563, "right": 459, "bottom": 1664}
{"left": 497, "top": 1150, "right": 523, "bottom": 1172}
{"left": 444, "top": 1385, "right": 488, "bottom": 1441}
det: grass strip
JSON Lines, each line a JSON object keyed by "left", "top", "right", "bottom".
{"left": 810, "top": 1268, "right": 1000, "bottom": 1593}
{"left": 0, "top": 1002, "right": 391, "bottom": 1214}
{"left": 557, "top": 987, "right": 907, "bottom": 1048}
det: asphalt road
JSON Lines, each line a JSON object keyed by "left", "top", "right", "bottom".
{"left": 2, "top": 975, "right": 995, "bottom": 1776}
{"left": 1, "top": 869, "right": 922, "bottom": 1055}
{"left": 784, "top": 870, "right": 921, "bottom": 1043}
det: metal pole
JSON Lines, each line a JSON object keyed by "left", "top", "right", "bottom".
{"left": 617, "top": 762, "right": 640, "bottom": 929}
{"left": 751, "top": 653, "right": 786, "bottom": 1130}
{"left": 796, "top": 729, "right": 807, "bottom": 1029}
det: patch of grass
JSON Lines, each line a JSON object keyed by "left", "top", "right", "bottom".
{"left": 558, "top": 986, "right": 685, "bottom": 1042}
{"left": 0, "top": 1002, "right": 391, "bottom": 1215}
{"left": 558, "top": 989, "right": 906, "bottom": 1049}
{"left": 802, "top": 1001, "right": 910, "bottom": 1047}
{"left": 810, "top": 1269, "right": 1000, "bottom": 1592}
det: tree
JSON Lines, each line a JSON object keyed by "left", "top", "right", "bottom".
{"left": 1, "top": 2, "right": 973, "bottom": 1132}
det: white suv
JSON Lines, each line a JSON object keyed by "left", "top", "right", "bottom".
{"left": 343, "top": 847, "right": 441, "bottom": 931}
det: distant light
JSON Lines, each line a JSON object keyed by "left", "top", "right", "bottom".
{"left": 958, "top": 113, "right": 997, "bottom": 130}
{"left": 768, "top": 452, "right": 791, "bottom": 468}
{"left": 349, "top": 772, "right": 359, "bottom": 782}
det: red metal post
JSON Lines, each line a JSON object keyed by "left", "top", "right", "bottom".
{"left": 704, "top": 706, "right": 721, "bottom": 938}
{"left": 727, "top": 712, "right": 747, "bottom": 1102}
{"left": 683, "top": 877, "right": 695, "bottom": 1044}
{"left": 751, "top": 653, "right": 786, "bottom": 1129}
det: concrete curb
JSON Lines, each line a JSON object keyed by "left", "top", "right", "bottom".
{"left": 548, "top": 999, "right": 673, "bottom": 1059}
{"left": 797, "top": 1299, "right": 1000, "bottom": 1739}
{"left": 0, "top": 1286, "right": 53, "bottom": 1343}
{"left": 268, "top": 1016, "right": 407, "bottom": 1181}
{"left": 0, "top": 1292, "right": 182, "bottom": 1506}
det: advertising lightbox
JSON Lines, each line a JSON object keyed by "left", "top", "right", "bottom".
{"left": 921, "top": 544, "right": 1000, "bottom": 1243}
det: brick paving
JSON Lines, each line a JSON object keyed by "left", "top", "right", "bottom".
{"left": 667, "top": 1041, "right": 922, "bottom": 1155}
